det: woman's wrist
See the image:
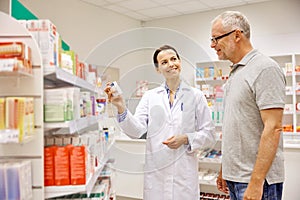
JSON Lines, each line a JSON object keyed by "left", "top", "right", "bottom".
{"left": 117, "top": 104, "right": 126, "bottom": 114}
{"left": 184, "top": 135, "right": 189, "bottom": 145}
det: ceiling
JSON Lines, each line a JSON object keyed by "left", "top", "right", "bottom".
{"left": 80, "top": 0, "right": 271, "bottom": 21}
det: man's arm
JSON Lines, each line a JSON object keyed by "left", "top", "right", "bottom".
{"left": 243, "top": 108, "right": 283, "bottom": 200}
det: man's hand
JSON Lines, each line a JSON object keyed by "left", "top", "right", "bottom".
{"left": 243, "top": 182, "right": 263, "bottom": 200}
{"left": 216, "top": 167, "right": 229, "bottom": 194}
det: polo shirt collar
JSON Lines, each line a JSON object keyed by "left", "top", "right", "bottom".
{"left": 230, "top": 49, "right": 258, "bottom": 74}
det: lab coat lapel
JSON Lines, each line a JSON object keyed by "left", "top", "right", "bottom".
{"left": 175, "top": 81, "right": 191, "bottom": 105}
{"left": 159, "top": 83, "right": 172, "bottom": 114}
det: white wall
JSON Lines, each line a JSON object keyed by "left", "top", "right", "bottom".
{"left": 144, "top": 0, "right": 300, "bottom": 59}
{"left": 84, "top": 27, "right": 207, "bottom": 90}
{"left": 0, "top": 0, "right": 10, "bottom": 14}
{"left": 18, "top": 0, "right": 141, "bottom": 60}
{"left": 18, "top": 0, "right": 300, "bottom": 87}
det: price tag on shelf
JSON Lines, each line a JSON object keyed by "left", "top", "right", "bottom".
{"left": 0, "top": 59, "right": 15, "bottom": 72}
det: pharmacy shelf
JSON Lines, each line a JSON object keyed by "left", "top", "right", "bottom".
{"left": 91, "top": 182, "right": 106, "bottom": 194}
{"left": 284, "top": 132, "right": 300, "bottom": 136}
{"left": 45, "top": 185, "right": 88, "bottom": 199}
{"left": 0, "top": 70, "right": 33, "bottom": 77}
{"left": 0, "top": 11, "right": 44, "bottom": 199}
{"left": 44, "top": 161, "right": 107, "bottom": 199}
{"left": 284, "top": 111, "right": 294, "bottom": 115}
{"left": 44, "top": 115, "right": 104, "bottom": 134}
{"left": 91, "top": 183, "right": 114, "bottom": 200}
{"left": 195, "top": 76, "right": 229, "bottom": 82}
{"left": 271, "top": 54, "right": 300, "bottom": 140}
{"left": 0, "top": 128, "right": 39, "bottom": 144}
{"left": 199, "top": 157, "right": 222, "bottom": 164}
{"left": 44, "top": 66, "right": 99, "bottom": 93}
{"left": 195, "top": 60, "right": 229, "bottom": 197}
{"left": 199, "top": 178, "right": 217, "bottom": 186}
{"left": 284, "top": 142, "right": 300, "bottom": 149}
{"left": 44, "top": 140, "right": 114, "bottom": 199}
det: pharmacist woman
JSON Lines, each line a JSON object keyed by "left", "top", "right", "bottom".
{"left": 105, "top": 45, "right": 216, "bottom": 200}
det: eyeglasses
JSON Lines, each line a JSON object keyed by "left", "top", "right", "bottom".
{"left": 211, "top": 29, "right": 242, "bottom": 44}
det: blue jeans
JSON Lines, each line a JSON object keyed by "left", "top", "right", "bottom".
{"left": 226, "top": 180, "right": 283, "bottom": 200}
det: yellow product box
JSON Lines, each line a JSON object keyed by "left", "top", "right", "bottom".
{"left": 25, "top": 98, "right": 34, "bottom": 135}
{"left": 60, "top": 51, "right": 73, "bottom": 74}
{"left": 5, "top": 97, "right": 27, "bottom": 142}
{"left": 61, "top": 50, "right": 77, "bottom": 75}
{"left": 0, "top": 98, "right": 5, "bottom": 130}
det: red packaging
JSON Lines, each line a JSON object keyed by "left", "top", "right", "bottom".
{"left": 70, "top": 145, "right": 86, "bottom": 185}
{"left": 44, "top": 146, "right": 55, "bottom": 186}
{"left": 0, "top": 42, "right": 25, "bottom": 58}
{"left": 76, "top": 62, "right": 84, "bottom": 79}
{"left": 54, "top": 146, "right": 70, "bottom": 185}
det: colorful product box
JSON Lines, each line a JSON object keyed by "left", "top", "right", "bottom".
{"left": 39, "top": 19, "right": 59, "bottom": 71}
{"left": 26, "top": 20, "right": 39, "bottom": 44}
{"left": 54, "top": 146, "right": 70, "bottom": 186}
{"left": 0, "top": 165, "right": 6, "bottom": 199}
{"left": 70, "top": 145, "right": 86, "bottom": 185}
{"left": 0, "top": 42, "right": 28, "bottom": 59}
{"left": 5, "top": 97, "right": 27, "bottom": 142}
{"left": 0, "top": 42, "right": 32, "bottom": 74}
{"left": 44, "top": 88, "right": 68, "bottom": 122}
{"left": 0, "top": 98, "right": 4, "bottom": 130}
{"left": 44, "top": 146, "right": 55, "bottom": 186}
{"left": 26, "top": 19, "right": 60, "bottom": 73}
{"left": 60, "top": 51, "right": 73, "bottom": 74}
{"left": 61, "top": 50, "right": 77, "bottom": 75}
{"left": 1, "top": 160, "right": 32, "bottom": 200}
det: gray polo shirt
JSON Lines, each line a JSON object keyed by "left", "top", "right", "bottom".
{"left": 222, "top": 49, "right": 286, "bottom": 184}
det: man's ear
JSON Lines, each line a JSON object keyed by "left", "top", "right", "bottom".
{"left": 235, "top": 29, "right": 243, "bottom": 40}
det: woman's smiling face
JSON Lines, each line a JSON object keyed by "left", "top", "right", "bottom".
{"left": 156, "top": 49, "right": 181, "bottom": 79}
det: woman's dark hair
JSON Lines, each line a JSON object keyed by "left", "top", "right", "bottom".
{"left": 153, "top": 45, "right": 180, "bottom": 68}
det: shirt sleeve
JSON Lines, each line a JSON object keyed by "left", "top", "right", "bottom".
{"left": 254, "top": 66, "right": 286, "bottom": 110}
{"left": 117, "top": 109, "right": 128, "bottom": 122}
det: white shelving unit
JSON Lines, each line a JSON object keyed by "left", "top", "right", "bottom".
{"left": 270, "top": 54, "right": 300, "bottom": 146}
{"left": 43, "top": 48, "right": 113, "bottom": 199}
{"left": 44, "top": 141, "right": 114, "bottom": 199}
{"left": 0, "top": 11, "right": 114, "bottom": 199}
{"left": 0, "top": 11, "right": 44, "bottom": 199}
{"left": 44, "top": 114, "right": 103, "bottom": 133}
{"left": 195, "top": 60, "right": 230, "bottom": 197}
{"left": 44, "top": 66, "right": 98, "bottom": 93}
{"left": 271, "top": 53, "right": 300, "bottom": 200}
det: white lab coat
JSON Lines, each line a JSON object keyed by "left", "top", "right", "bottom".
{"left": 119, "top": 81, "right": 215, "bottom": 200}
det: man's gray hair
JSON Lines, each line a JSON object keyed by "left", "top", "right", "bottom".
{"left": 212, "top": 11, "right": 251, "bottom": 39}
